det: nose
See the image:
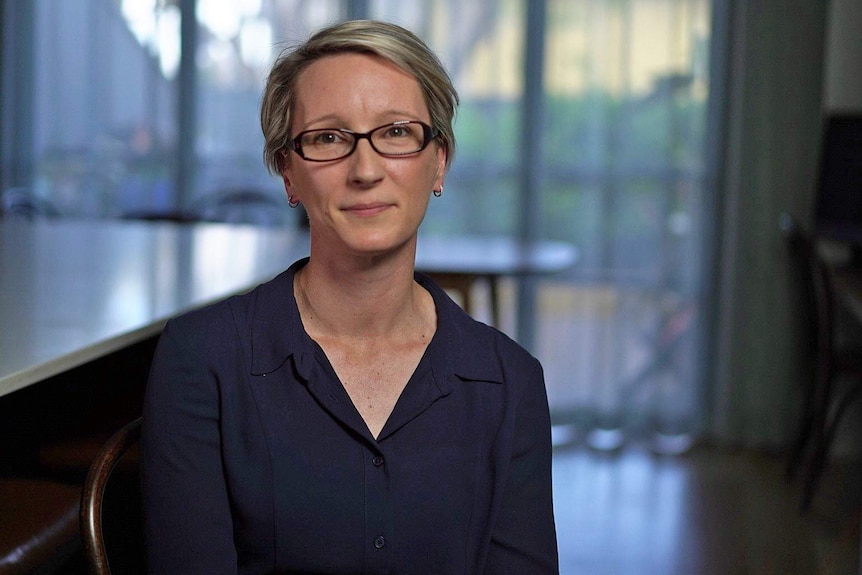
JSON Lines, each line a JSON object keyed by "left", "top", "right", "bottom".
{"left": 347, "top": 137, "right": 384, "bottom": 187}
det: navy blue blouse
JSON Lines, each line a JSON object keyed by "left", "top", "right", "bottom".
{"left": 141, "top": 259, "right": 558, "bottom": 574}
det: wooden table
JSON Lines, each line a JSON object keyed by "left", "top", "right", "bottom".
{"left": 416, "top": 234, "right": 578, "bottom": 327}
{"left": 1, "top": 220, "right": 577, "bottom": 397}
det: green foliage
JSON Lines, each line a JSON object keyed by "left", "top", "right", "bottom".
{"left": 425, "top": 90, "right": 707, "bottom": 247}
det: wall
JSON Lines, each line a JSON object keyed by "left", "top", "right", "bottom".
{"left": 823, "top": 0, "right": 862, "bottom": 112}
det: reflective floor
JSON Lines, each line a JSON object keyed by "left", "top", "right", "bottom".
{"left": 552, "top": 444, "right": 861, "bottom": 575}
{"left": 457, "top": 277, "right": 860, "bottom": 574}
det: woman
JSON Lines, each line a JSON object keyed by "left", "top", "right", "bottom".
{"left": 141, "top": 20, "right": 558, "bottom": 575}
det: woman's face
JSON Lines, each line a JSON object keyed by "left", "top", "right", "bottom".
{"left": 282, "top": 53, "right": 446, "bottom": 259}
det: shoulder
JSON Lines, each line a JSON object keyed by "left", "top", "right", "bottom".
{"left": 159, "top": 263, "right": 299, "bottom": 352}
{"left": 417, "top": 272, "right": 542, "bottom": 384}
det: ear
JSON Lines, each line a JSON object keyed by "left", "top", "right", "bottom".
{"left": 432, "top": 145, "right": 447, "bottom": 192}
{"left": 281, "top": 173, "right": 294, "bottom": 199}
{"left": 280, "top": 152, "right": 298, "bottom": 201}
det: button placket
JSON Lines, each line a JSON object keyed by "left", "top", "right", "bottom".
{"left": 364, "top": 447, "right": 391, "bottom": 571}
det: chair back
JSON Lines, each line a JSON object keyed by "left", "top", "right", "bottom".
{"left": 1, "top": 188, "right": 60, "bottom": 219}
{"left": 80, "top": 417, "right": 143, "bottom": 575}
{"left": 781, "top": 213, "right": 835, "bottom": 361}
{"left": 195, "top": 189, "right": 288, "bottom": 226}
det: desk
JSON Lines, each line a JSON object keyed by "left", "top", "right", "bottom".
{"left": 0, "top": 219, "right": 309, "bottom": 398}
{"left": 1, "top": 220, "right": 577, "bottom": 397}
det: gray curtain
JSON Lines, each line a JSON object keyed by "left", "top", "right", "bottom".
{"left": 708, "top": 0, "right": 829, "bottom": 448}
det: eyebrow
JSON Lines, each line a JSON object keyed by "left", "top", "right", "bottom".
{"left": 300, "top": 110, "right": 427, "bottom": 131}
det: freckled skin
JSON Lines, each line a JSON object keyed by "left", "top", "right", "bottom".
{"left": 282, "top": 53, "right": 446, "bottom": 262}
{"left": 284, "top": 53, "right": 446, "bottom": 437}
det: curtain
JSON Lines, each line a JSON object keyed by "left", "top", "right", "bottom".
{"left": 13, "top": 0, "right": 725, "bottom": 452}
{"left": 535, "top": 0, "right": 712, "bottom": 452}
{"left": 709, "top": 0, "right": 828, "bottom": 448}
{"left": 358, "top": 1, "right": 716, "bottom": 452}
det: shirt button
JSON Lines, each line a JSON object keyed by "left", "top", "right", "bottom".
{"left": 374, "top": 536, "right": 386, "bottom": 549}
{"left": 372, "top": 455, "right": 385, "bottom": 467}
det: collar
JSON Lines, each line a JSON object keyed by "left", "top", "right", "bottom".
{"left": 246, "top": 258, "right": 505, "bottom": 386}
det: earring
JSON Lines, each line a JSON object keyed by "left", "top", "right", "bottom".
{"left": 288, "top": 196, "right": 300, "bottom": 208}
{"left": 433, "top": 186, "right": 443, "bottom": 198}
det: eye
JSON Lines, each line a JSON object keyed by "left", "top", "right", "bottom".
{"left": 305, "top": 130, "right": 350, "bottom": 146}
{"left": 382, "top": 124, "right": 414, "bottom": 139}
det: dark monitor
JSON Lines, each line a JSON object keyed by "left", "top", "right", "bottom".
{"left": 814, "top": 114, "right": 862, "bottom": 250}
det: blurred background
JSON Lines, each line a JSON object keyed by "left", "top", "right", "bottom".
{"left": 2, "top": 0, "right": 715, "bottom": 447}
{"left": 1, "top": 1, "right": 860, "bottom": 573}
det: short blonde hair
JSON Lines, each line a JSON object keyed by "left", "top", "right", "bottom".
{"left": 260, "top": 20, "right": 459, "bottom": 175}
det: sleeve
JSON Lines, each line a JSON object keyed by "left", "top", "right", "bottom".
{"left": 484, "top": 361, "right": 560, "bottom": 575}
{"left": 140, "top": 318, "right": 238, "bottom": 575}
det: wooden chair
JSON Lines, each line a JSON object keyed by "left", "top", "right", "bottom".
{"left": 194, "top": 189, "right": 288, "bottom": 227}
{"left": 121, "top": 209, "right": 200, "bottom": 224}
{"left": 781, "top": 214, "right": 862, "bottom": 510}
{"left": 123, "top": 190, "right": 286, "bottom": 226}
{"left": 0, "top": 188, "right": 60, "bottom": 220}
{"left": 0, "top": 478, "right": 81, "bottom": 574}
{"left": 80, "top": 417, "right": 144, "bottom": 575}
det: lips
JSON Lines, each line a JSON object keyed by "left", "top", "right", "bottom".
{"left": 343, "top": 202, "right": 392, "bottom": 217}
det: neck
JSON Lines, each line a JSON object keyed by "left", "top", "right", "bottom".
{"left": 295, "top": 241, "right": 426, "bottom": 339}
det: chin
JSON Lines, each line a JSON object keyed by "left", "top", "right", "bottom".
{"left": 341, "top": 229, "right": 417, "bottom": 257}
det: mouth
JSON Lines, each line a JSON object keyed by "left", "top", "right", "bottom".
{"left": 342, "top": 202, "right": 393, "bottom": 217}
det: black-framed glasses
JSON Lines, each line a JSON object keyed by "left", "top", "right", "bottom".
{"left": 289, "top": 121, "right": 439, "bottom": 162}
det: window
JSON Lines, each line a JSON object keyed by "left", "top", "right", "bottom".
{"left": 1, "top": 0, "right": 714, "bottom": 448}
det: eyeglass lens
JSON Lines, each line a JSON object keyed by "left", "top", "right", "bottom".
{"left": 296, "top": 122, "right": 430, "bottom": 161}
